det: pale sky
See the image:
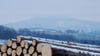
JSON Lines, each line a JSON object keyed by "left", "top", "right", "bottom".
{"left": 0, "top": 0, "right": 100, "bottom": 25}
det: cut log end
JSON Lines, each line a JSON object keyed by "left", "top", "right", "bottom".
{"left": 21, "top": 40, "right": 26, "bottom": 48}
{"left": 12, "top": 50, "right": 16, "bottom": 56}
{"left": 16, "top": 46, "right": 22, "bottom": 56}
{"left": 38, "top": 55, "right": 42, "bottom": 56}
{"left": 24, "top": 54, "right": 30, "bottom": 56}
{"left": 32, "top": 40, "right": 37, "bottom": 46}
{"left": 42, "top": 44, "right": 52, "bottom": 56}
{"left": 16, "top": 37, "right": 22, "bottom": 43}
{"left": 1, "top": 45, "right": 7, "bottom": 53}
{"left": 2, "top": 53, "right": 7, "bottom": 56}
{"left": 7, "top": 48, "right": 12, "bottom": 55}
{"left": 7, "top": 39, "right": 12, "bottom": 47}
{"left": 32, "top": 52, "right": 37, "bottom": 56}
{"left": 23, "top": 48, "right": 27, "bottom": 54}
{"left": 25, "top": 42, "right": 29, "bottom": 49}
{"left": 12, "top": 42, "right": 17, "bottom": 49}
{"left": 28, "top": 46, "right": 34, "bottom": 54}
{"left": 0, "top": 52, "right": 1, "bottom": 56}
{"left": 36, "top": 43, "right": 44, "bottom": 53}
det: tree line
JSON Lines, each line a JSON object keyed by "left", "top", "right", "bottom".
{"left": 0, "top": 25, "right": 100, "bottom": 45}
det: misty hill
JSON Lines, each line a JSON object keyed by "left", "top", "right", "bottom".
{"left": 5, "top": 16, "right": 100, "bottom": 31}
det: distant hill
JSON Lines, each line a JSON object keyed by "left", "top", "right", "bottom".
{"left": 5, "top": 16, "right": 100, "bottom": 31}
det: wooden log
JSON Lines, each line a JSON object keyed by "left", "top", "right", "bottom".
{"left": 21, "top": 40, "right": 36, "bottom": 49}
{"left": 38, "top": 55, "right": 42, "bottom": 56}
{"left": 32, "top": 52, "right": 38, "bottom": 56}
{"left": 41, "top": 44, "right": 71, "bottom": 56}
{"left": 6, "top": 39, "right": 13, "bottom": 47}
{"left": 7, "top": 48, "right": 12, "bottom": 55}
{"left": 36, "top": 43, "right": 44, "bottom": 53}
{"left": 23, "top": 48, "right": 27, "bottom": 54}
{"left": 16, "top": 36, "right": 32, "bottom": 43}
{"left": 52, "top": 49, "right": 71, "bottom": 56}
{"left": 17, "top": 36, "right": 37, "bottom": 46}
{"left": 41, "top": 44, "right": 89, "bottom": 56}
{"left": 32, "top": 40, "right": 37, "bottom": 46}
{"left": 12, "top": 42, "right": 17, "bottom": 49}
{"left": 16, "top": 46, "right": 22, "bottom": 56}
{"left": 25, "top": 42, "right": 29, "bottom": 49}
{"left": 0, "top": 52, "right": 1, "bottom": 56}
{"left": 16, "top": 36, "right": 22, "bottom": 43}
{"left": 41, "top": 44, "right": 52, "bottom": 56}
{"left": 12, "top": 50, "right": 16, "bottom": 56}
{"left": 1, "top": 45, "right": 7, "bottom": 53}
{"left": 37, "top": 43, "right": 67, "bottom": 56}
{"left": 2, "top": 53, "right": 7, "bottom": 56}
{"left": 24, "top": 54, "right": 30, "bottom": 56}
{"left": 0, "top": 43, "right": 6, "bottom": 52}
{"left": 0, "top": 45, "right": 1, "bottom": 49}
{"left": 28, "top": 46, "right": 34, "bottom": 54}
{"left": 21, "top": 40, "right": 26, "bottom": 48}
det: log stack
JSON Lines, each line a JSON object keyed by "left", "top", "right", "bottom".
{"left": 0, "top": 36, "right": 92, "bottom": 56}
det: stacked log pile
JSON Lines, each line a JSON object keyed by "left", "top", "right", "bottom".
{"left": 0, "top": 36, "right": 97, "bottom": 56}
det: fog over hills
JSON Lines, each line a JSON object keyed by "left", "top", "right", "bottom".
{"left": 5, "top": 16, "right": 100, "bottom": 31}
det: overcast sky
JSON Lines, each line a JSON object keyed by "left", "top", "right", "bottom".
{"left": 0, "top": 0, "right": 100, "bottom": 25}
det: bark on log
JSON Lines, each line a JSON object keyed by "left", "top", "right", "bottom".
{"left": 41, "top": 44, "right": 74, "bottom": 56}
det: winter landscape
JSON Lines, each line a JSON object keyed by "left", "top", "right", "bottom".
{"left": 0, "top": 0, "right": 100, "bottom": 56}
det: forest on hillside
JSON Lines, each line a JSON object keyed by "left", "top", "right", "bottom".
{"left": 0, "top": 25, "right": 100, "bottom": 45}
